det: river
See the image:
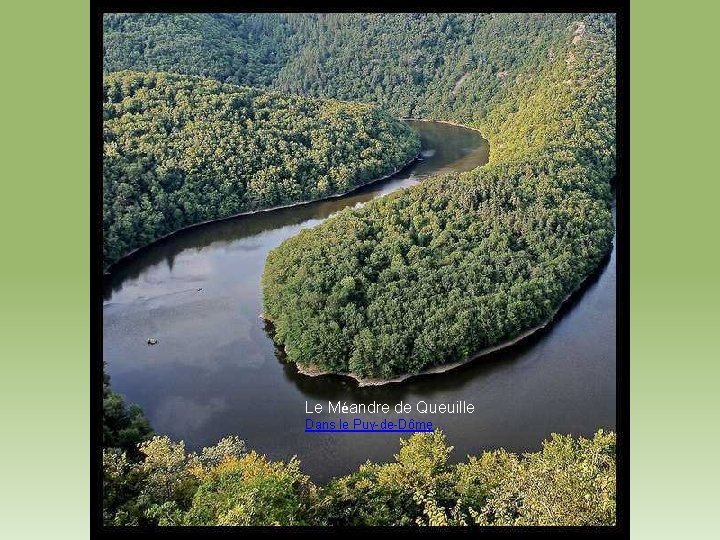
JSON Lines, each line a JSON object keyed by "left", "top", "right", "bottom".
{"left": 103, "top": 120, "right": 615, "bottom": 483}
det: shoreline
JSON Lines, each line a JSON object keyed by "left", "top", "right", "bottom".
{"left": 104, "top": 152, "right": 421, "bottom": 275}
{"left": 403, "top": 117, "right": 486, "bottom": 136}
{"left": 280, "top": 276, "right": 591, "bottom": 387}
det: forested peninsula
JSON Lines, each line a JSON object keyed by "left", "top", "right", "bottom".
{"left": 103, "top": 71, "right": 419, "bottom": 268}
{"left": 262, "top": 16, "right": 615, "bottom": 380}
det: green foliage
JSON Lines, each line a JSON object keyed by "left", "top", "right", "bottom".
{"left": 314, "top": 430, "right": 454, "bottom": 525}
{"left": 103, "top": 429, "right": 616, "bottom": 526}
{"left": 262, "top": 18, "right": 616, "bottom": 379}
{"left": 453, "top": 448, "right": 519, "bottom": 520}
{"left": 467, "top": 430, "right": 617, "bottom": 526}
{"left": 273, "top": 13, "right": 584, "bottom": 122}
{"left": 103, "top": 71, "right": 419, "bottom": 268}
{"left": 312, "top": 463, "right": 415, "bottom": 526}
{"left": 103, "top": 14, "right": 295, "bottom": 88}
{"left": 102, "top": 370, "right": 152, "bottom": 456}
{"left": 102, "top": 449, "right": 149, "bottom": 526}
{"left": 102, "top": 434, "right": 248, "bottom": 526}
{"left": 103, "top": 13, "right": 612, "bottom": 123}
{"left": 185, "top": 452, "right": 313, "bottom": 526}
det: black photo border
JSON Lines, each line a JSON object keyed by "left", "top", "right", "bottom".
{"left": 91, "top": 1, "right": 630, "bottom": 537}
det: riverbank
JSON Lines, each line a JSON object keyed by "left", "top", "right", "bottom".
{"left": 262, "top": 118, "right": 612, "bottom": 387}
{"left": 104, "top": 152, "right": 421, "bottom": 275}
{"left": 404, "top": 117, "right": 485, "bottom": 136}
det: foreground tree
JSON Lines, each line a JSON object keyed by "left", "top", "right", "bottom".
{"left": 102, "top": 427, "right": 617, "bottom": 527}
{"left": 185, "top": 452, "right": 313, "bottom": 526}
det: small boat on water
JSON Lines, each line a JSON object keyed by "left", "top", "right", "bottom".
{"left": 147, "top": 338, "right": 159, "bottom": 345}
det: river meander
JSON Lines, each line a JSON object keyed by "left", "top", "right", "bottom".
{"left": 103, "top": 120, "right": 615, "bottom": 482}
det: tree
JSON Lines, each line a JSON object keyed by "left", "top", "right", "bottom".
{"left": 185, "top": 452, "right": 313, "bottom": 526}
{"left": 102, "top": 370, "right": 153, "bottom": 456}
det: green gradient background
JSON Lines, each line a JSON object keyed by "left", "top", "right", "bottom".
{"left": 1, "top": 1, "right": 716, "bottom": 538}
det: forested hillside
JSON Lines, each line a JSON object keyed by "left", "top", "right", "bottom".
{"left": 272, "top": 13, "right": 584, "bottom": 122}
{"left": 103, "top": 14, "right": 295, "bottom": 87}
{"left": 103, "top": 71, "right": 419, "bottom": 267}
{"left": 262, "top": 17, "right": 616, "bottom": 379}
{"left": 104, "top": 13, "right": 600, "bottom": 122}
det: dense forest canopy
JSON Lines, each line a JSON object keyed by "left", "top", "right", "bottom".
{"left": 104, "top": 426, "right": 616, "bottom": 526}
{"left": 262, "top": 16, "right": 616, "bottom": 378}
{"left": 103, "top": 13, "right": 605, "bottom": 122}
{"left": 103, "top": 71, "right": 419, "bottom": 267}
{"left": 104, "top": 14, "right": 296, "bottom": 88}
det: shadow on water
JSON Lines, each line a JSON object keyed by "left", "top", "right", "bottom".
{"left": 102, "top": 188, "right": 393, "bottom": 299}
